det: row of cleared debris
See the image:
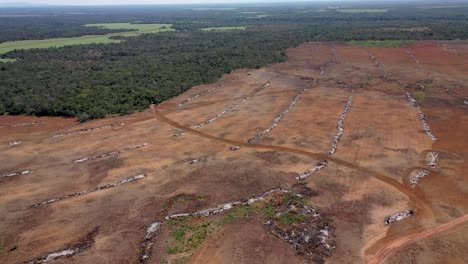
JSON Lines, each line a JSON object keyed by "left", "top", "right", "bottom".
{"left": 0, "top": 121, "right": 45, "bottom": 128}
{"left": 73, "top": 143, "right": 149, "bottom": 163}
{"left": 247, "top": 87, "right": 309, "bottom": 143}
{"left": 193, "top": 77, "right": 276, "bottom": 129}
{"left": 405, "top": 50, "right": 423, "bottom": 68}
{"left": 328, "top": 96, "right": 353, "bottom": 155}
{"left": 31, "top": 174, "right": 146, "bottom": 208}
{"left": 367, "top": 52, "right": 386, "bottom": 77}
{"left": 50, "top": 122, "right": 125, "bottom": 139}
{"left": 405, "top": 92, "right": 438, "bottom": 141}
{"left": 23, "top": 227, "right": 99, "bottom": 264}
{"left": 295, "top": 95, "right": 352, "bottom": 181}
{"left": 319, "top": 44, "right": 336, "bottom": 75}
{"left": 0, "top": 169, "right": 33, "bottom": 180}
{"left": 296, "top": 160, "right": 328, "bottom": 180}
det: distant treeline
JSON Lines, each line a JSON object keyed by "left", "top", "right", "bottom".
{"left": 1, "top": 4, "right": 468, "bottom": 121}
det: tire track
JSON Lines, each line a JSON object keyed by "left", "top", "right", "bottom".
{"left": 367, "top": 214, "right": 468, "bottom": 264}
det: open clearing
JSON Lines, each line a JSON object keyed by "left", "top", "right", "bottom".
{"left": 0, "top": 23, "right": 174, "bottom": 55}
{"left": 0, "top": 41, "right": 467, "bottom": 264}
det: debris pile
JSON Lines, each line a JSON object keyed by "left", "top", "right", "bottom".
{"left": 8, "top": 141, "right": 22, "bottom": 146}
{"left": 296, "top": 160, "right": 328, "bottom": 180}
{"left": 384, "top": 210, "right": 414, "bottom": 225}
{"left": 177, "top": 79, "right": 235, "bottom": 108}
{"left": 328, "top": 96, "right": 353, "bottom": 155}
{"left": 0, "top": 121, "right": 45, "bottom": 128}
{"left": 0, "top": 169, "right": 33, "bottom": 180}
{"left": 406, "top": 92, "right": 437, "bottom": 141}
{"left": 73, "top": 143, "right": 149, "bottom": 163}
{"left": 426, "top": 152, "right": 439, "bottom": 167}
{"left": 193, "top": 78, "right": 274, "bottom": 129}
{"left": 138, "top": 221, "right": 162, "bottom": 263}
{"left": 248, "top": 87, "right": 308, "bottom": 143}
{"left": 31, "top": 174, "right": 146, "bottom": 208}
{"left": 409, "top": 169, "right": 430, "bottom": 186}
{"left": 50, "top": 123, "right": 125, "bottom": 139}
{"left": 265, "top": 193, "right": 335, "bottom": 263}
{"left": 229, "top": 146, "right": 240, "bottom": 151}
{"left": 173, "top": 131, "right": 186, "bottom": 137}
{"left": 23, "top": 227, "right": 99, "bottom": 264}
{"left": 189, "top": 159, "right": 200, "bottom": 165}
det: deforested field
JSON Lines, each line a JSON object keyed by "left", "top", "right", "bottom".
{"left": 1, "top": 41, "right": 467, "bottom": 264}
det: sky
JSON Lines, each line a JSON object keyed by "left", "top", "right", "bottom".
{"left": 0, "top": 0, "right": 451, "bottom": 6}
{"left": 0, "top": 0, "right": 353, "bottom": 6}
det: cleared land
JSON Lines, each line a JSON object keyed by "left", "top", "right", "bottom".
{"left": 0, "top": 41, "right": 467, "bottom": 264}
{"left": 0, "top": 23, "right": 174, "bottom": 55}
{"left": 0, "top": 58, "right": 15, "bottom": 63}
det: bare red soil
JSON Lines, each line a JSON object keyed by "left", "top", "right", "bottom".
{"left": 0, "top": 41, "right": 466, "bottom": 264}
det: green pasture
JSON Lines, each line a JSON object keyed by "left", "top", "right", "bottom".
{"left": 347, "top": 40, "right": 407, "bottom": 48}
{"left": 0, "top": 23, "right": 174, "bottom": 55}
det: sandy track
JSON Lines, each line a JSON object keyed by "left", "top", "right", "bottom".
{"left": 367, "top": 214, "right": 468, "bottom": 264}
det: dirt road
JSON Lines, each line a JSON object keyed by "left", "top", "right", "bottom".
{"left": 367, "top": 214, "right": 468, "bottom": 264}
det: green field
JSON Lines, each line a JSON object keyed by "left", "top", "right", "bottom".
{"left": 200, "top": 26, "right": 247, "bottom": 31}
{"left": 337, "top": 8, "right": 389, "bottom": 13}
{"left": 0, "top": 23, "right": 174, "bottom": 55}
{"left": 347, "top": 40, "right": 406, "bottom": 48}
{"left": 0, "top": 58, "right": 16, "bottom": 63}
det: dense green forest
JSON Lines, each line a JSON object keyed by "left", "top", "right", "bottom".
{"left": 1, "top": 3, "right": 468, "bottom": 121}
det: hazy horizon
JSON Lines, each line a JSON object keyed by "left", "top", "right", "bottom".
{"left": 2, "top": 0, "right": 466, "bottom": 7}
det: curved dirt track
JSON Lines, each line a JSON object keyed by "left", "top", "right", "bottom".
{"left": 367, "top": 214, "right": 468, "bottom": 264}
{"left": 2, "top": 41, "right": 467, "bottom": 264}
{"left": 153, "top": 110, "right": 434, "bottom": 218}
